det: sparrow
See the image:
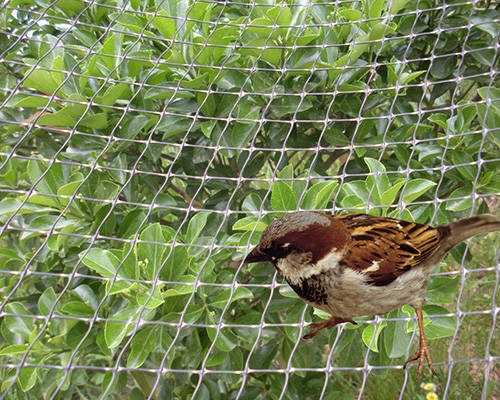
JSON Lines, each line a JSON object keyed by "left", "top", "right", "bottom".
{"left": 244, "top": 211, "right": 500, "bottom": 379}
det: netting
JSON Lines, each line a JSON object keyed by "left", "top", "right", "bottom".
{"left": 1, "top": 0, "right": 499, "bottom": 398}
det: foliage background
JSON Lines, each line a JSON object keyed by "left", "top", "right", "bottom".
{"left": 0, "top": 0, "right": 499, "bottom": 398}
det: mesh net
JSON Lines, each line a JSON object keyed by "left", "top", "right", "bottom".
{"left": 1, "top": 0, "right": 499, "bottom": 398}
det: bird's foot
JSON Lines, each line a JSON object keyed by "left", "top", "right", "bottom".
{"left": 303, "top": 316, "right": 356, "bottom": 339}
{"left": 404, "top": 307, "right": 437, "bottom": 380}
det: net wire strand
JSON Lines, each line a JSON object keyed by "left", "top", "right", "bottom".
{"left": 0, "top": 0, "right": 499, "bottom": 399}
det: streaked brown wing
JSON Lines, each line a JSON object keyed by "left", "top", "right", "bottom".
{"left": 335, "top": 213, "right": 443, "bottom": 286}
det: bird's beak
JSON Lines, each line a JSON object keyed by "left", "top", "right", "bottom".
{"left": 244, "top": 245, "right": 272, "bottom": 264}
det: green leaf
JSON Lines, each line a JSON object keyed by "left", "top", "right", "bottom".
{"left": 368, "top": 0, "right": 386, "bottom": 20}
{"left": 232, "top": 122, "right": 260, "bottom": 148}
{"left": 118, "top": 209, "right": 148, "bottom": 239}
{"left": 401, "top": 179, "right": 437, "bottom": 203}
{"left": 57, "top": 179, "right": 83, "bottom": 206}
{"left": 28, "top": 159, "right": 64, "bottom": 196}
{"left": 269, "top": 96, "right": 313, "bottom": 118}
{"left": 115, "top": 11, "right": 144, "bottom": 33}
{"left": 470, "top": 15, "right": 499, "bottom": 39}
{"left": 362, "top": 321, "right": 387, "bottom": 352}
{"left": 342, "top": 180, "right": 369, "bottom": 203}
{"left": 210, "top": 286, "right": 253, "bottom": 309}
{"left": 390, "top": 0, "right": 412, "bottom": 14}
{"left": 151, "top": 10, "right": 177, "bottom": 39}
{"left": 341, "top": 194, "right": 365, "bottom": 209}
{"left": 36, "top": 112, "right": 75, "bottom": 127}
{"left": 384, "top": 308, "right": 412, "bottom": 358}
{"left": 0, "top": 344, "right": 29, "bottom": 356}
{"left": 206, "top": 315, "right": 238, "bottom": 352}
{"left": 0, "top": 199, "right": 58, "bottom": 217}
{"left": 1, "top": 302, "right": 34, "bottom": 343}
{"left": 369, "top": 23, "right": 395, "bottom": 40}
{"left": 138, "top": 223, "right": 170, "bottom": 280}
{"left": 430, "top": 55, "right": 457, "bottom": 79}
{"left": 364, "top": 158, "right": 389, "bottom": 205}
{"left": 425, "top": 276, "right": 459, "bottom": 303}
{"left": 428, "top": 113, "right": 448, "bottom": 130}
{"left": 119, "top": 115, "right": 152, "bottom": 139}
{"left": 79, "top": 113, "right": 108, "bottom": 129}
{"left": 339, "top": 9, "right": 362, "bottom": 21}
{"left": 104, "top": 307, "right": 140, "bottom": 348}
{"left": 421, "top": 305, "right": 457, "bottom": 340}
{"left": 62, "top": 93, "right": 88, "bottom": 117}
{"left": 136, "top": 284, "right": 164, "bottom": 308}
{"left": 18, "top": 367, "right": 38, "bottom": 392}
{"left": 445, "top": 186, "right": 473, "bottom": 212}
{"left": 232, "top": 216, "right": 267, "bottom": 232}
{"left": 80, "top": 248, "right": 124, "bottom": 279}
{"left": 22, "top": 68, "right": 60, "bottom": 95}
{"left": 301, "top": 181, "right": 339, "bottom": 209}
{"left": 185, "top": 212, "right": 210, "bottom": 244}
{"left": 163, "top": 275, "right": 196, "bottom": 297}
{"left": 160, "top": 246, "right": 189, "bottom": 282}
{"left": 21, "top": 215, "right": 75, "bottom": 240}
{"left": 249, "top": 341, "right": 279, "bottom": 369}
{"left": 38, "top": 287, "right": 57, "bottom": 315}
{"left": 477, "top": 87, "right": 500, "bottom": 113}
{"left": 5, "top": 94, "right": 59, "bottom": 108}
{"left": 127, "top": 328, "right": 157, "bottom": 368}
{"left": 95, "top": 83, "right": 132, "bottom": 107}
{"left": 61, "top": 301, "right": 96, "bottom": 317}
{"left": 271, "top": 181, "right": 297, "bottom": 211}
{"left": 380, "top": 179, "right": 406, "bottom": 206}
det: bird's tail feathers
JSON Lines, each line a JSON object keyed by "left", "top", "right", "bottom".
{"left": 444, "top": 214, "right": 500, "bottom": 248}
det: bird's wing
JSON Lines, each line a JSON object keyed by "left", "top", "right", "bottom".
{"left": 336, "top": 213, "right": 444, "bottom": 286}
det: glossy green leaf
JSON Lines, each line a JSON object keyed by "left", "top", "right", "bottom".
{"left": 80, "top": 248, "right": 124, "bottom": 279}
{"left": 1, "top": 302, "right": 34, "bottom": 343}
{"left": 22, "top": 68, "right": 60, "bottom": 95}
{"left": 151, "top": 11, "right": 177, "bottom": 39}
{"left": 163, "top": 275, "right": 196, "bottom": 297}
{"left": 421, "top": 305, "right": 457, "bottom": 340}
{"left": 232, "top": 216, "right": 267, "bottom": 232}
{"left": 425, "top": 276, "right": 459, "bottom": 304}
{"left": 362, "top": 321, "right": 387, "bottom": 352}
{"left": 401, "top": 179, "right": 437, "bottom": 203}
{"left": 79, "top": 113, "right": 108, "bottom": 129}
{"left": 160, "top": 246, "right": 189, "bottom": 282}
{"left": 104, "top": 307, "right": 139, "bottom": 348}
{"left": 301, "top": 181, "right": 339, "bottom": 209}
{"left": 364, "top": 158, "right": 389, "bottom": 205}
{"left": 138, "top": 223, "right": 172, "bottom": 280}
{"left": 136, "top": 284, "right": 164, "bottom": 308}
{"left": 210, "top": 286, "right": 253, "bottom": 309}
{"left": 127, "top": 328, "right": 157, "bottom": 368}
{"left": 271, "top": 181, "right": 297, "bottom": 211}
{"left": 384, "top": 308, "right": 412, "bottom": 358}
{"left": 38, "top": 287, "right": 57, "bottom": 315}
{"left": 0, "top": 344, "right": 29, "bottom": 355}
{"left": 185, "top": 212, "right": 210, "bottom": 244}
{"left": 380, "top": 179, "right": 406, "bottom": 206}
{"left": 18, "top": 367, "right": 38, "bottom": 392}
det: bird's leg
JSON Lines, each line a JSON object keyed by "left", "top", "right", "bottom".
{"left": 303, "top": 316, "right": 356, "bottom": 339}
{"left": 404, "top": 306, "right": 436, "bottom": 380}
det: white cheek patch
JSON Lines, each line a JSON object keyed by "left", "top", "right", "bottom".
{"left": 277, "top": 250, "right": 343, "bottom": 286}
